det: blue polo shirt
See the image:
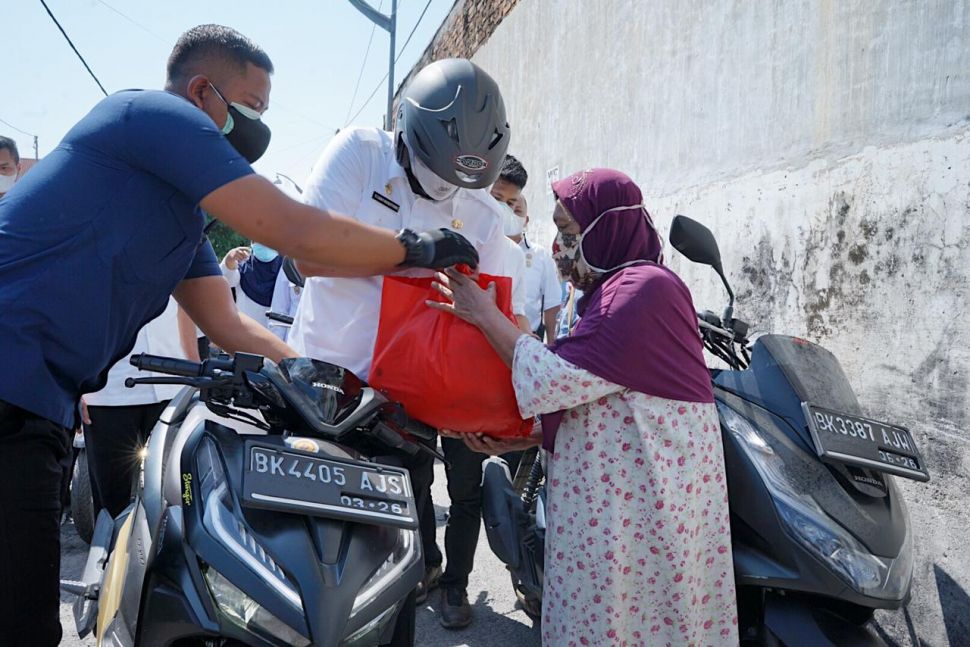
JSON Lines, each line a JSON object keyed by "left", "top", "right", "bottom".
{"left": 0, "top": 89, "right": 254, "bottom": 428}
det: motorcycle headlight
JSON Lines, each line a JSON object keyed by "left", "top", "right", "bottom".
{"left": 349, "top": 528, "right": 418, "bottom": 618}
{"left": 204, "top": 566, "right": 310, "bottom": 647}
{"left": 196, "top": 437, "right": 303, "bottom": 609}
{"left": 719, "top": 403, "right": 913, "bottom": 600}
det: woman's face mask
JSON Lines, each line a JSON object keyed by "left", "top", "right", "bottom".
{"left": 409, "top": 149, "right": 458, "bottom": 202}
{"left": 251, "top": 242, "right": 279, "bottom": 263}
{"left": 551, "top": 202, "right": 657, "bottom": 289}
{"left": 0, "top": 171, "right": 16, "bottom": 194}
{"left": 210, "top": 83, "right": 272, "bottom": 164}
{"left": 552, "top": 230, "right": 599, "bottom": 290}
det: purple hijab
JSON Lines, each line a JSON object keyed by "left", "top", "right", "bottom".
{"left": 541, "top": 169, "right": 713, "bottom": 450}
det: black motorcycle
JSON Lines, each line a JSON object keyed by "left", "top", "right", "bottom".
{"left": 482, "top": 215, "right": 929, "bottom": 646}
{"left": 63, "top": 351, "right": 432, "bottom": 646}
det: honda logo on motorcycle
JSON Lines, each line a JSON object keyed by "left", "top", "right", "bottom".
{"left": 313, "top": 381, "right": 345, "bottom": 395}
{"left": 455, "top": 154, "right": 488, "bottom": 171}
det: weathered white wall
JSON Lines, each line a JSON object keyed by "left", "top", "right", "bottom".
{"left": 471, "top": 1, "right": 970, "bottom": 643}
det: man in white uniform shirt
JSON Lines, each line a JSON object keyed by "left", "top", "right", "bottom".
{"left": 267, "top": 258, "right": 303, "bottom": 341}
{"left": 491, "top": 159, "right": 563, "bottom": 339}
{"left": 288, "top": 59, "right": 523, "bottom": 629}
{"left": 512, "top": 195, "right": 563, "bottom": 338}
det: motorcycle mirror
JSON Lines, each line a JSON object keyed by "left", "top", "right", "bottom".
{"left": 282, "top": 257, "right": 305, "bottom": 288}
{"left": 669, "top": 215, "right": 736, "bottom": 322}
{"left": 669, "top": 215, "right": 723, "bottom": 272}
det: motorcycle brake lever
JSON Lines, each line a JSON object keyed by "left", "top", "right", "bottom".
{"left": 370, "top": 421, "right": 451, "bottom": 468}
{"left": 124, "top": 376, "right": 233, "bottom": 389}
{"left": 414, "top": 440, "right": 448, "bottom": 466}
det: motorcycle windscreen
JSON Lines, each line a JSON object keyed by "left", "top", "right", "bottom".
{"left": 759, "top": 335, "right": 863, "bottom": 415}
{"left": 275, "top": 358, "right": 366, "bottom": 426}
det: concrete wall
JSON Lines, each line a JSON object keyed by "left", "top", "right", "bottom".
{"left": 404, "top": 0, "right": 970, "bottom": 643}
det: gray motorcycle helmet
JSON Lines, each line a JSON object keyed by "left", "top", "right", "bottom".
{"left": 396, "top": 58, "right": 510, "bottom": 189}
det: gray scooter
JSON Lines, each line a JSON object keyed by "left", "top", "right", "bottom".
{"left": 62, "top": 351, "right": 431, "bottom": 646}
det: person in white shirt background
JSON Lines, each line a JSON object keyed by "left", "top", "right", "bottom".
{"left": 288, "top": 58, "right": 523, "bottom": 631}
{"left": 268, "top": 257, "right": 304, "bottom": 341}
{"left": 0, "top": 137, "right": 22, "bottom": 198}
{"left": 81, "top": 298, "right": 198, "bottom": 518}
{"left": 490, "top": 160, "right": 564, "bottom": 340}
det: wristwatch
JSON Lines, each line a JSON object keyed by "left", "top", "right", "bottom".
{"left": 395, "top": 228, "right": 429, "bottom": 267}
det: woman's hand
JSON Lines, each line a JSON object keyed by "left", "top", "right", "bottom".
{"left": 441, "top": 427, "right": 542, "bottom": 455}
{"left": 427, "top": 268, "right": 502, "bottom": 328}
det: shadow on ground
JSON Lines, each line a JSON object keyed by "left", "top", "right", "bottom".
{"left": 416, "top": 590, "right": 541, "bottom": 647}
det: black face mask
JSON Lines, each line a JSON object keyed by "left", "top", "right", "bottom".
{"left": 211, "top": 84, "right": 271, "bottom": 163}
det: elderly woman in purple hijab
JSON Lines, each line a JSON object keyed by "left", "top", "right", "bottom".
{"left": 431, "top": 169, "right": 737, "bottom": 646}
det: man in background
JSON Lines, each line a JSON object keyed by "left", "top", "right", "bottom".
{"left": 511, "top": 194, "right": 562, "bottom": 339}
{"left": 0, "top": 136, "right": 21, "bottom": 197}
{"left": 491, "top": 156, "right": 562, "bottom": 339}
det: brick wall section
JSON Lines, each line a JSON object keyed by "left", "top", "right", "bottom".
{"left": 393, "top": 0, "right": 520, "bottom": 113}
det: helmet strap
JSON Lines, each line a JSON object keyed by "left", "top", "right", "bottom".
{"left": 396, "top": 135, "right": 433, "bottom": 200}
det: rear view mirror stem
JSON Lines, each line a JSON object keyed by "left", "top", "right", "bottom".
{"left": 715, "top": 265, "right": 735, "bottom": 325}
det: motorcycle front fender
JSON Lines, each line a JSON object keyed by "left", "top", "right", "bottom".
{"left": 764, "top": 593, "right": 885, "bottom": 647}
{"left": 481, "top": 457, "right": 524, "bottom": 568}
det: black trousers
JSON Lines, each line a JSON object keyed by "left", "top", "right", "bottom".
{"left": 84, "top": 401, "right": 168, "bottom": 519}
{"left": 402, "top": 435, "right": 443, "bottom": 569}
{"left": 0, "top": 401, "right": 71, "bottom": 647}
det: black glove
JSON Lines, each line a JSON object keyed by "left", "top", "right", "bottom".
{"left": 396, "top": 228, "right": 479, "bottom": 270}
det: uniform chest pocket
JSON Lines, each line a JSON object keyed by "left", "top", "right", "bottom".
{"left": 117, "top": 194, "right": 200, "bottom": 286}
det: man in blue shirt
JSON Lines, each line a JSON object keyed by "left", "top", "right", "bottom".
{"left": 0, "top": 24, "right": 477, "bottom": 646}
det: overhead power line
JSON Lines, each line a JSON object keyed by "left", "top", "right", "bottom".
{"left": 394, "top": 0, "right": 433, "bottom": 62}
{"left": 94, "top": 0, "right": 166, "bottom": 42}
{"left": 345, "top": 0, "right": 385, "bottom": 125}
{"left": 39, "top": 0, "right": 108, "bottom": 97}
{"left": 0, "top": 117, "right": 35, "bottom": 138}
{"left": 343, "top": 0, "right": 434, "bottom": 128}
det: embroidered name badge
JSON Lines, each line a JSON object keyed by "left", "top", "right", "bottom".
{"left": 372, "top": 191, "right": 400, "bottom": 212}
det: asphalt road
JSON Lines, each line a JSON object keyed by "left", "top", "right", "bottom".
{"left": 58, "top": 460, "right": 541, "bottom": 647}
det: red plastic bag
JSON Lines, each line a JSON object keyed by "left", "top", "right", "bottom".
{"left": 370, "top": 272, "right": 532, "bottom": 438}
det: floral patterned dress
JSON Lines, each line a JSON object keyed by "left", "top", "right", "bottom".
{"left": 512, "top": 336, "right": 738, "bottom": 647}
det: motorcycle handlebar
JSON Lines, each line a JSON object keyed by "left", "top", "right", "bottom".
{"left": 129, "top": 353, "right": 203, "bottom": 377}
{"left": 266, "top": 312, "right": 294, "bottom": 325}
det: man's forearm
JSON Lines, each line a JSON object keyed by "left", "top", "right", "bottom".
{"left": 285, "top": 205, "right": 406, "bottom": 273}
{"left": 208, "top": 313, "right": 298, "bottom": 363}
{"left": 176, "top": 306, "right": 201, "bottom": 361}
{"left": 296, "top": 259, "right": 396, "bottom": 279}
{"left": 201, "top": 175, "right": 407, "bottom": 273}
